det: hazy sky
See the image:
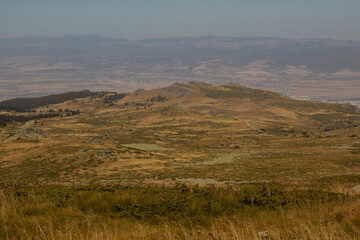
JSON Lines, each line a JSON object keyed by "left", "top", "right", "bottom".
{"left": 1, "top": 0, "right": 360, "bottom": 40}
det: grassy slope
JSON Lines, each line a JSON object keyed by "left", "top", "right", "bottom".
{"left": 0, "top": 82, "right": 360, "bottom": 239}
{"left": 0, "top": 82, "right": 359, "bottom": 184}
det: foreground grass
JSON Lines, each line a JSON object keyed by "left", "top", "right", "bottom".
{"left": 0, "top": 183, "right": 360, "bottom": 239}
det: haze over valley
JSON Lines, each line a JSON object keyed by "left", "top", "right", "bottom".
{"left": 1, "top": 35, "right": 359, "bottom": 107}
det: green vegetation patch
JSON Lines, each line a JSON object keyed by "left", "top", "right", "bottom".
{"left": 0, "top": 90, "right": 105, "bottom": 111}
{"left": 0, "top": 184, "right": 351, "bottom": 223}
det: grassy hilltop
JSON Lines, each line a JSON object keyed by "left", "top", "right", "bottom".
{"left": 0, "top": 82, "right": 360, "bottom": 239}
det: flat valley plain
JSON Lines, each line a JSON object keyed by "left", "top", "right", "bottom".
{"left": 1, "top": 36, "right": 360, "bottom": 104}
{"left": 1, "top": 82, "right": 360, "bottom": 239}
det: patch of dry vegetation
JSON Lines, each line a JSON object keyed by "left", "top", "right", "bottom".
{"left": 0, "top": 183, "right": 360, "bottom": 239}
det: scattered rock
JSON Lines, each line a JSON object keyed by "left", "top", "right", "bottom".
{"left": 78, "top": 147, "right": 92, "bottom": 153}
{"left": 257, "top": 231, "right": 269, "bottom": 239}
{"left": 147, "top": 95, "right": 168, "bottom": 102}
{"left": 20, "top": 120, "right": 36, "bottom": 130}
{"left": 88, "top": 139, "right": 101, "bottom": 144}
{"left": 102, "top": 148, "right": 113, "bottom": 156}
{"left": 163, "top": 84, "right": 190, "bottom": 97}
{"left": 7, "top": 127, "right": 46, "bottom": 141}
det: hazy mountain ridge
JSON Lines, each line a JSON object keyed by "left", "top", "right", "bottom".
{"left": 1, "top": 81, "right": 359, "bottom": 115}
{"left": 2, "top": 82, "right": 359, "bottom": 128}
{"left": 1, "top": 35, "right": 360, "bottom": 59}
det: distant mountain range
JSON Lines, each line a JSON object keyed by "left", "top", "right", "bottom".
{"left": 1, "top": 35, "right": 360, "bottom": 73}
{"left": 0, "top": 35, "right": 359, "bottom": 101}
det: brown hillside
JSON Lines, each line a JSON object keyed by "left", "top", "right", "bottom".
{"left": 0, "top": 82, "right": 359, "bottom": 185}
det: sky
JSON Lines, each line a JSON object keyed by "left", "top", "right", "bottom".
{"left": 1, "top": 0, "right": 360, "bottom": 40}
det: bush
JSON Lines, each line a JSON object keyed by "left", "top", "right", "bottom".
{"left": 4, "top": 184, "right": 349, "bottom": 222}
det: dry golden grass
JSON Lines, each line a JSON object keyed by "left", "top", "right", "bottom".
{"left": 1, "top": 187, "right": 360, "bottom": 240}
